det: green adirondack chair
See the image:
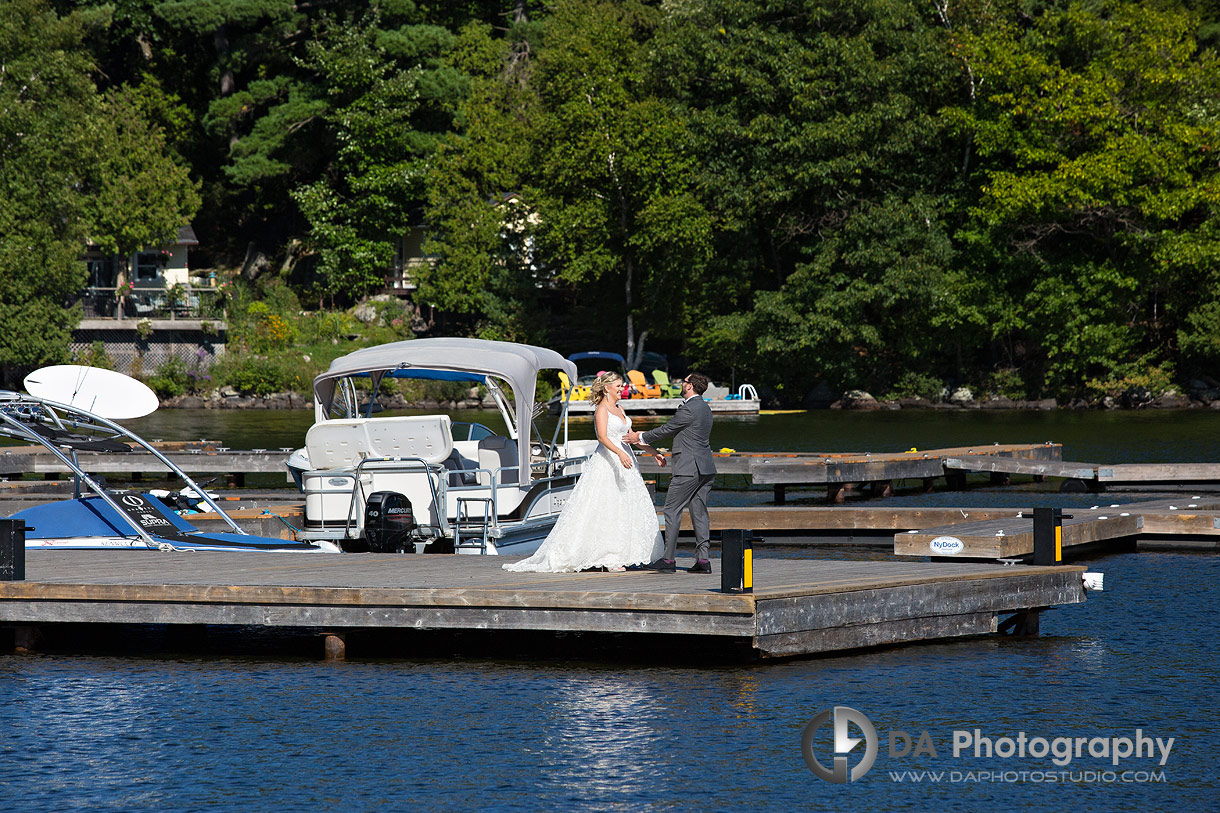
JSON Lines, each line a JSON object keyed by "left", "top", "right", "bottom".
{"left": 652, "top": 369, "right": 682, "bottom": 398}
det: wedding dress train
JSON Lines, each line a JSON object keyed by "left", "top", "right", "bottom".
{"left": 504, "top": 412, "right": 662, "bottom": 572}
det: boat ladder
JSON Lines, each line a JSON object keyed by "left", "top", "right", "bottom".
{"left": 454, "top": 497, "right": 494, "bottom": 554}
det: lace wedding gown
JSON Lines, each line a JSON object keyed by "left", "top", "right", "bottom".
{"left": 504, "top": 411, "right": 662, "bottom": 572}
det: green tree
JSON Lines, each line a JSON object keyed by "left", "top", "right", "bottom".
{"left": 149, "top": 1, "right": 481, "bottom": 278}
{"left": 423, "top": 1, "right": 713, "bottom": 361}
{"left": 292, "top": 12, "right": 429, "bottom": 301}
{"left": 656, "top": 0, "right": 962, "bottom": 395}
{"left": 419, "top": 15, "right": 547, "bottom": 342}
{"left": 0, "top": 0, "right": 201, "bottom": 381}
{"left": 533, "top": 0, "right": 712, "bottom": 367}
{"left": 0, "top": 1, "right": 99, "bottom": 379}
{"left": 945, "top": 1, "right": 1220, "bottom": 395}
{"left": 83, "top": 83, "right": 201, "bottom": 265}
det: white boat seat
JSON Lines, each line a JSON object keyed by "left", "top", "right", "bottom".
{"left": 305, "top": 415, "right": 454, "bottom": 470}
{"left": 477, "top": 436, "right": 519, "bottom": 486}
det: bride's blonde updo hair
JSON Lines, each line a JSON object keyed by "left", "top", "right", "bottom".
{"left": 590, "top": 371, "right": 622, "bottom": 405}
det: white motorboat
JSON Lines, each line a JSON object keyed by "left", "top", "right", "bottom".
{"left": 287, "top": 338, "right": 596, "bottom": 555}
{"left": 1, "top": 367, "right": 337, "bottom": 553}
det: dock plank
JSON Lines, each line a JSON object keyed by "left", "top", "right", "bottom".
{"left": 1097, "top": 463, "right": 1220, "bottom": 483}
{"left": 895, "top": 513, "right": 1142, "bottom": 559}
{"left": 0, "top": 551, "right": 1085, "bottom": 659}
{"left": 943, "top": 455, "right": 1097, "bottom": 479}
{"left": 2, "top": 442, "right": 1064, "bottom": 492}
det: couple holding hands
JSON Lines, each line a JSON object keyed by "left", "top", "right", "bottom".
{"left": 504, "top": 370, "right": 717, "bottom": 574}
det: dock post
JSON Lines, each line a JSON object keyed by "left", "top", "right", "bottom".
{"left": 999, "top": 609, "right": 1042, "bottom": 635}
{"left": 323, "top": 632, "right": 347, "bottom": 661}
{"left": 12, "top": 625, "right": 43, "bottom": 653}
{"left": 774, "top": 485, "right": 786, "bottom": 505}
{"left": 1032, "top": 507, "right": 1063, "bottom": 565}
{"left": 0, "top": 519, "right": 26, "bottom": 581}
{"left": 720, "top": 529, "right": 754, "bottom": 594}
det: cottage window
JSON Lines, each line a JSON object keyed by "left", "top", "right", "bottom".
{"left": 134, "top": 252, "right": 160, "bottom": 282}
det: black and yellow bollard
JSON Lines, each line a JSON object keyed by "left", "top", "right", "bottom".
{"left": 721, "top": 529, "right": 754, "bottom": 594}
{"left": 1032, "top": 507, "right": 1069, "bottom": 565}
{"left": 0, "top": 519, "right": 26, "bottom": 581}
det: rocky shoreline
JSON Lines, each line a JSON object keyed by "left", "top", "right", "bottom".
{"left": 814, "top": 388, "right": 1205, "bottom": 407}
{"left": 162, "top": 389, "right": 487, "bottom": 411}
{"left": 162, "top": 382, "right": 1220, "bottom": 411}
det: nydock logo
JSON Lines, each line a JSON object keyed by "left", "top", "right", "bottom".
{"left": 801, "top": 706, "right": 878, "bottom": 783}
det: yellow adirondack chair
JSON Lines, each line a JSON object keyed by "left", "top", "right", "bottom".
{"left": 559, "top": 371, "right": 593, "bottom": 401}
{"left": 651, "top": 369, "right": 682, "bottom": 398}
{"left": 627, "top": 369, "right": 662, "bottom": 398}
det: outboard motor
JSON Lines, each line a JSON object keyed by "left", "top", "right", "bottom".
{"left": 364, "top": 491, "right": 416, "bottom": 553}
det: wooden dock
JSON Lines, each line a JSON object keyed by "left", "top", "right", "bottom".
{"left": 643, "top": 443, "right": 1064, "bottom": 502}
{"left": 944, "top": 455, "right": 1220, "bottom": 490}
{"left": 7, "top": 439, "right": 1220, "bottom": 500}
{"left": 892, "top": 496, "right": 1220, "bottom": 559}
{"left": 895, "top": 514, "right": 1143, "bottom": 559}
{"left": 1, "top": 442, "right": 1064, "bottom": 498}
{"left": 0, "top": 551, "right": 1085, "bottom": 660}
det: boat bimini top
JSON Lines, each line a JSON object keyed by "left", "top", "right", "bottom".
{"left": 312, "top": 338, "right": 579, "bottom": 478}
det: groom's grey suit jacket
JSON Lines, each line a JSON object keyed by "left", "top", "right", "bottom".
{"left": 641, "top": 396, "right": 717, "bottom": 476}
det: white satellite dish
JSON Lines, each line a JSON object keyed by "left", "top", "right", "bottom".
{"left": 24, "top": 365, "right": 160, "bottom": 420}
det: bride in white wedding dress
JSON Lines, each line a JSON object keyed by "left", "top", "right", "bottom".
{"left": 504, "top": 371, "right": 664, "bottom": 573}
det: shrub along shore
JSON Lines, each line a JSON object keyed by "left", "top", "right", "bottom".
{"left": 98, "top": 284, "right": 1219, "bottom": 412}
{"left": 161, "top": 389, "right": 490, "bottom": 412}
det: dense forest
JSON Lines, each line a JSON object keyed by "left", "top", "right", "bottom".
{"left": 2, "top": 0, "right": 1219, "bottom": 405}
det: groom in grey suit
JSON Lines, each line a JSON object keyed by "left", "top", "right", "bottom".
{"left": 625, "top": 372, "right": 717, "bottom": 573}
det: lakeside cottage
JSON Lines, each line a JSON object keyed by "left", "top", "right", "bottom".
{"left": 71, "top": 225, "right": 226, "bottom": 377}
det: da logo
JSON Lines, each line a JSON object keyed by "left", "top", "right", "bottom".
{"left": 801, "top": 706, "right": 878, "bottom": 783}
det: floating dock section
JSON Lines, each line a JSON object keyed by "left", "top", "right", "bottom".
{"left": 893, "top": 497, "right": 1220, "bottom": 559}
{"left": 0, "top": 552, "right": 1084, "bottom": 660}
{"left": 942, "top": 455, "right": 1220, "bottom": 490}
{"left": 7, "top": 441, "right": 1220, "bottom": 497}
{"left": 1, "top": 441, "right": 1064, "bottom": 494}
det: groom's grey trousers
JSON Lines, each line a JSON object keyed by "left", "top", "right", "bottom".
{"left": 660, "top": 472, "right": 716, "bottom": 561}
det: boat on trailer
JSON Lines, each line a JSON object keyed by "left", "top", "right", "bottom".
{"left": 0, "top": 372, "right": 337, "bottom": 553}
{"left": 286, "top": 338, "right": 594, "bottom": 556}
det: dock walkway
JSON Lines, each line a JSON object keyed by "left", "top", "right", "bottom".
{"left": 7, "top": 441, "right": 1220, "bottom": 498}
{"left": 943, "top": 455, "right": 1220, "bottom": 489}
{"left": 0, "top": 441, "right": 1066, "bottom": 497}
{"left": 0, "top": 552, "right": 1084, "bottom": 660}
{"left": 894, "top": 496, "right": 1220, "bottom": 559}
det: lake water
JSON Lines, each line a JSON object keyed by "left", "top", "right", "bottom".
{"left": 123, "top": 404, "right": 1220, "bottom": 464}
{"left": 2, "top": 410, "right": 1217, "bottom": 810}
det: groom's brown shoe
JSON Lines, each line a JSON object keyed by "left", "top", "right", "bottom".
{"left": 688, "top": 559, "right": 712, "bottom": 574}
{"left": 643, "top": 558, "right": 677, "bottom": 573}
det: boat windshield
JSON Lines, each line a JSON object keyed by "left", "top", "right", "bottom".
{"left": 452, "top": 421, "right": 497, "bottom": 442}
{"left": 323, "top": 376, "right": 517, "bottom": 438}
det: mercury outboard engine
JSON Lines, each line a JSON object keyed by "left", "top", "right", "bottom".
{"left": 364, "top": 491, "right": 416, "bottom": 553}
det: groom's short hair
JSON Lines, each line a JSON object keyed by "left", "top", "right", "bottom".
{"left": 686, "top": 372, "right": 709, "bottom": 395}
